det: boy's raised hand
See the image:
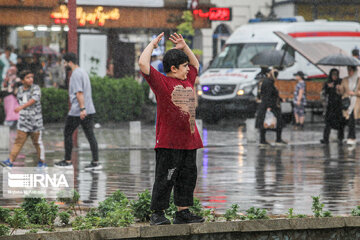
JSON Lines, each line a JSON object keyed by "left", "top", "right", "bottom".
{"left": 151, "top": 32, "right": 164, "bottom": 49}
{"left": 169, "top": 33, "right": 186, "bottom": 50}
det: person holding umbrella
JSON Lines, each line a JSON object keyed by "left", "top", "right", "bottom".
{"left": 336, "top": 65, "right": 360, "bottom": 145}
{"left": 320, "top": 68, "right": 345, "bottom": 144}
{"left": 255, "top": 68, "right": 287, "bottom": 146}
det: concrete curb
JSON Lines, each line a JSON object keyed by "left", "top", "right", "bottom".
{"left": 1, "top": 217, "right": 360, "bottom": 239}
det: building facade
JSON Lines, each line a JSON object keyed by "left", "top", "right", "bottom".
{"left": 0, "top": 0, "right": 212, "bottom": 78}
{"left": 198, "top": 0, "right": 272, "bottom": 69}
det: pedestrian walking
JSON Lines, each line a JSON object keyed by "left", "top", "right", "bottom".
{"left": 255, "top": 69, "right": 287, "bottom": 146}
{"left": 2, "top": 66, "right": 21, "bottom": 128}
{"left": 55, "top": 52, "right": 102, "bottom": 170}
{"left": 336, "top": 65, "right": 360, "bottom": 145}
{"left": 320, "top": 69, "right": 345, "bottom": 144}
{"left": 293, "top": 71, "right": 306, "bottom": 130}
{"left": 139, "top": 32, "right": 204, "bottom": 225}
{"left": 2, "top": 69, "right": 46, "bottom": 168}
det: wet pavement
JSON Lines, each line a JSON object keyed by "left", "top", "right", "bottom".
{"left": 1, "top": 120, "right": 360, "bottom": 216}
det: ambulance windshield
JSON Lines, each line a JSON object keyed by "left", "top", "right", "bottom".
{"left": 210, "top": 43, "right": 276, "bottom": 69}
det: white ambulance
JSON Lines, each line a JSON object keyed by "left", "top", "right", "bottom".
{"left": 197, "top": 18, "right": 360, "bottom": 122}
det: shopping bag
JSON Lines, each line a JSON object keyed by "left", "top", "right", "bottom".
{"left": 263, "top": 110, "right": 277, "bottom": 129}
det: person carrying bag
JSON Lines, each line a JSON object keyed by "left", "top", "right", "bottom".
{"left": 337, "top": 65, "right": 360, "bottom": 145}
{"left": 255, "top": 69, "right": 287, "bottom": 146}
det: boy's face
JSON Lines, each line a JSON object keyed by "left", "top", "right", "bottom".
{"left": 22, "top": 73, "right": 34, "bottom": 87}
{"left": 172, "top": 62, "right": 190, "bottom": 80}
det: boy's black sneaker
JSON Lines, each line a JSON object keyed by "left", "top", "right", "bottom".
{"left": 84, "top": 162, "right": 103, "bottom": 171}
{"left": 173, "top": 209, "right": 205, "bottom": 224}
{"left": 54, "top": 160, "right": 73, "bottom": 169}
{"left": 320, "top": 139, "right": 329, "bottom": 144}
{"left": 150, "top": 211, "right": 171, "bottom": 225}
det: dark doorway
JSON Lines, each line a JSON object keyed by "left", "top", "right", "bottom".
{"left": 112, "top": 41, "right": 135, "bottom": 78}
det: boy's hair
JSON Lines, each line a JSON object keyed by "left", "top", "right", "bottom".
{"left": 163, "top": 49, "right": 189, "bottom": 73}
{"left": 63, "top": 52, "right": 78, "bottom": 64}
{"left": 19, "top": 69, "right": 33, "bottom": 80}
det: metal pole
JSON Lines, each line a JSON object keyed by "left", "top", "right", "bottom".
{"left": 68, "top": 0, "right": 78, "bottom": 148}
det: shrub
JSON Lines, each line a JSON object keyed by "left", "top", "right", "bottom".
{"left": 40, "top": 76, "right": 145, "bottom": 123}
{"left": 98, "top": 190, "right": 129, "bottom": 217}
{"left": 0, "top": 207, "right": 11, "bottom": 222}
{"left": 7, "top": 209, "right": 28, "bottom": 235}
{"left": 32, "top": 201, "right": 58, "bottom": 225}
{"left": 90, "top": 76, "right": 144, "bottom": 123}
{"left": 21, "top": 197, "right": 47, "bottom": 224}
{"left": 0, "top": 224, "right": 10, "bottom": 236}
{"left": 224, "top": 204, "right": 240, "bottom": 221}
{"left": 245, "top": 207, "right": 269, "bottom": 220}
{"left": 351, "top": 206, "right": 360, "bottom": 216}
{"left": 57, "top": 190, "right": 81, "bottom": 216}
{"left": 71, "top": 216, "right": 93, "bottom": 230}
{"left": 41, "top": 87, "right": 68, "bottom": 123}
{"left": 311, "top": 195, "right": 332, "bottom": 218}
{"left": 131, "top": 189, "right": 152, "bottom": 222}
{"left": 59, "top": 211, "right": 71, "bottom": 225}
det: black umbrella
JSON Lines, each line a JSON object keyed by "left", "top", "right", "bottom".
{"left": 250, "top": 49, "right": 295, "bottom": 68}
{"left": 316, "top": 54, "right": 360, "bottom": 66}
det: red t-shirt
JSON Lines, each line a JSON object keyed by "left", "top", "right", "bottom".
{"left": 142, "top": 65, "right": 203, "bottom": 150}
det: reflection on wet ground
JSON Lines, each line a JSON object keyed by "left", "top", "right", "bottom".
{"left": 1, "top": 122, "right": 360, "bottom": 216}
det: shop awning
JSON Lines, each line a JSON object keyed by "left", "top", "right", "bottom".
{"left": 274, "top": 31, "right": 349, "bottom": 78}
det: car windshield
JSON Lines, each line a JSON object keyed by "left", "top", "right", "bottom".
{"left": 210, "top": 43, "right": 277, "bottom": 69}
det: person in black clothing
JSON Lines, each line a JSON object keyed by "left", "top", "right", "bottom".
{"left": 30, "top": 55, "right": 44, "bottom": 88}
{"left": 255, "top": 69, "right": 287, "bottom": 146}
{"left": 16, "top": 55, "right": 28, "bottom": 74}
{"left": 320, "top": 68, "right": 345, "bottom": 144}
{"left": 255, "top": 66, "right": 271, "bottom": 103}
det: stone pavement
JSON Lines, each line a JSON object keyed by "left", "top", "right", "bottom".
{"left": 0, "top": 121, "right": 360, "bottom": 216}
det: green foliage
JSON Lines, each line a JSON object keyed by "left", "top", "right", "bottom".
{"left": 57, "top": 190, "right": 81, "bottom": 216}
{"left": 311, "top": 196, "right": 332, "bottom": 218}
{"left": 0, "top": 207, "right": 11, "bottom": 222}
{"left": 176, "top": 10, "right": 195, "bottom": 45}
{"left": 202, "top": 209, "right": 217, "bottom": 222}
{"left": 99, "top": 207, "right": 135, "bottom": 227}
{"left": 40, "top": 75, "right": 145, "bottom": 123}
{"left": 0, "top": 224, "right": 10, "bottom": 236}
{"left": 165, "top": 194, "right": 177, "bottom": 219}
{"left": 32, "top": 201, "right": 58, "bottom": 225}
{"left": 59, "top": 211, "right": 71, "bottom": 225}
{"left": 245, "top": 207, "right": 269, "bottom": 220}
{"left": 21, "top": 197, "right": 47, "bottom": 224}
{"left": 86, "top": 208, "right": 101, "bottom": 218}
{"left": 27, "top": 228, "right": 38, "bottom": 234}
{"left": 131, "top": 189, "right": 152, "bottom": 222}
{"left": 98, "top": 190, "right": 129, "bottom": 217}
{"left": 192, "top": 49, "right": 203, "bottom": 56}
{"left": 72, "top": 193, "right": 135, "bottom": 230}
{"left": 351, "top": 206, "right": 360, "bottom": 216}
{"left": 41, "top": 87, "right": 68, "bottom": 123}
{"left": 71, "top": 216, "right": 93, "bottom": 230}
{"left": 224, "top": 204, "right": 239, "bottom": 221}
{"left": 90, "top": 76, "right": 144, "bottom": 123}
{"left": 7, "top": 209, "right": 28, "bottom": 235}
{"left": 287, "top": 208, "right": 307, "bottom": 219}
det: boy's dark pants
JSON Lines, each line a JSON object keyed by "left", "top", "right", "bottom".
{"left": 64, "top": 114, "right": 98, "bottom": 162}
{"left": 151, "top": 148, "right": 197, "bottom": 211}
